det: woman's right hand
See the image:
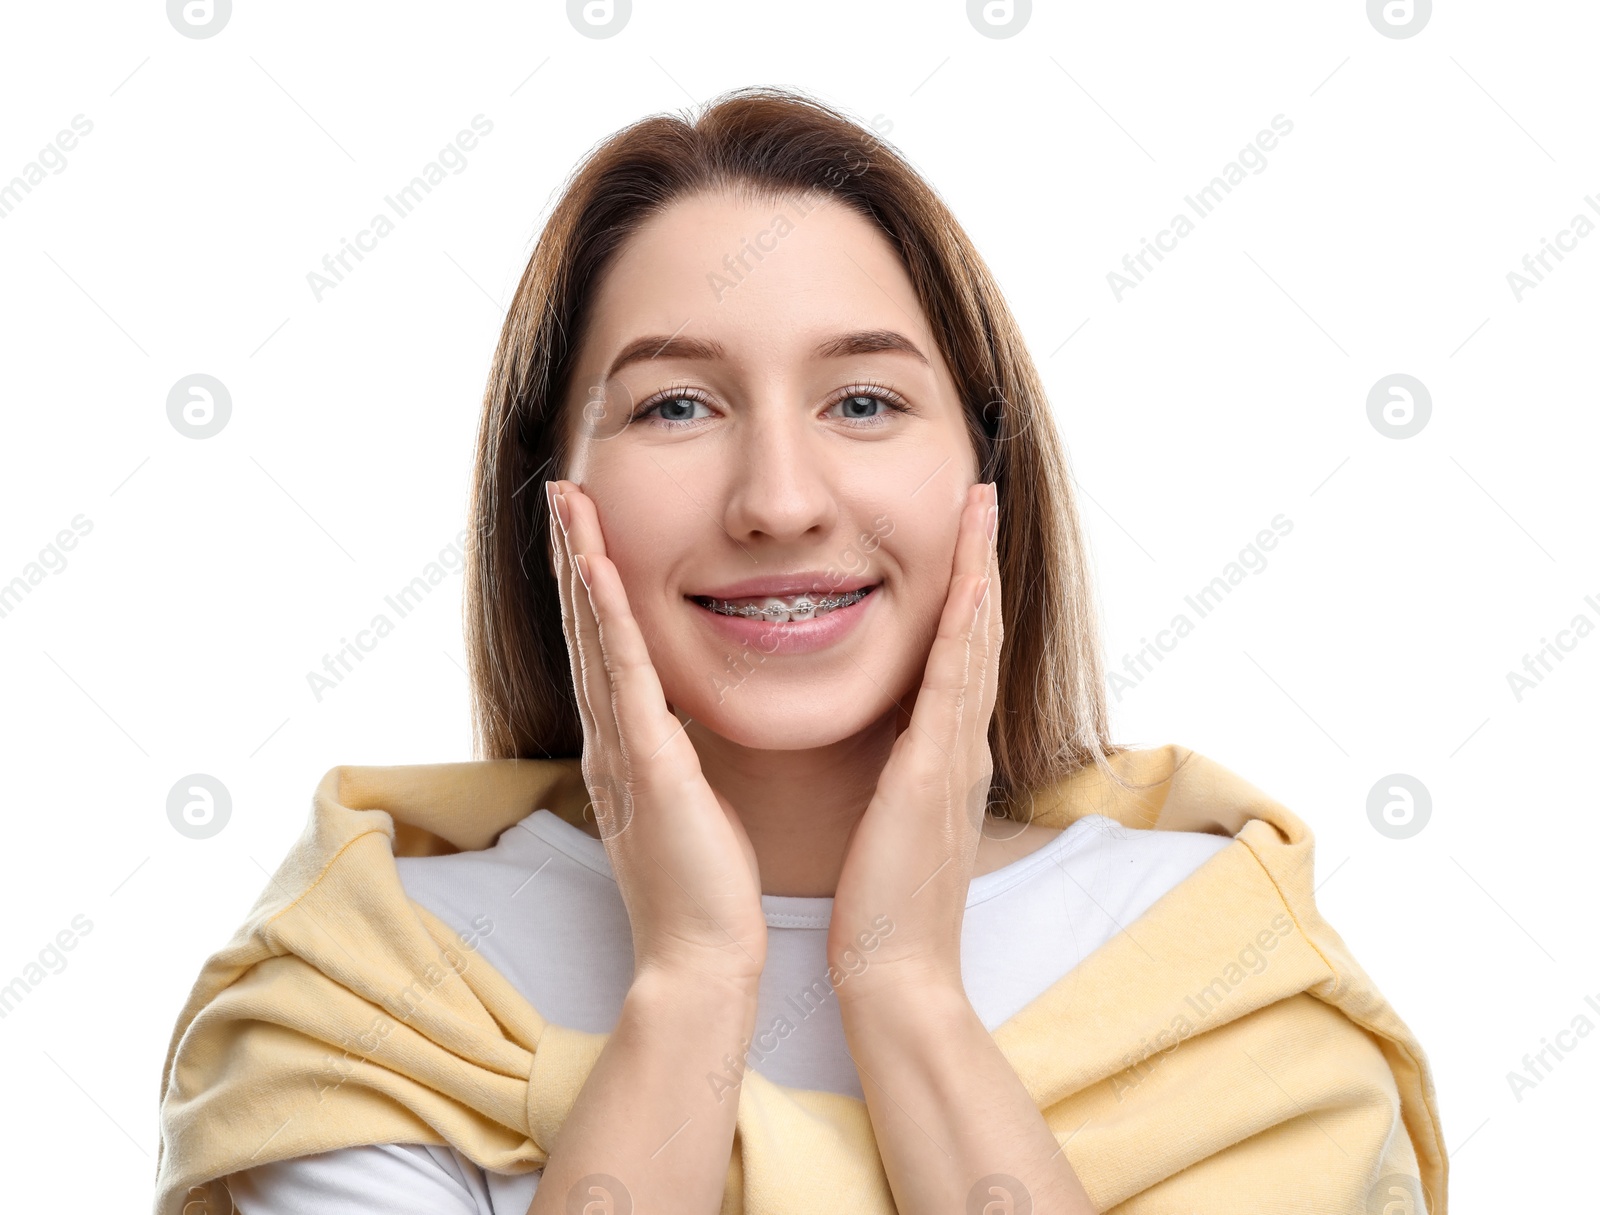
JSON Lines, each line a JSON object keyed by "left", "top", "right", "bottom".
{"left": 545, "top": 479, "right": 768, "bottom": 992}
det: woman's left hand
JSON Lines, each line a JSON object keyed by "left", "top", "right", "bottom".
{"left": 827, "top": 479, "right": 1001, "bottom": 1005}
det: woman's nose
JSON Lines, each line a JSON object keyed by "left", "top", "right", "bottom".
{"left": 718, "top": 409, "right": 838, "bottom": 544}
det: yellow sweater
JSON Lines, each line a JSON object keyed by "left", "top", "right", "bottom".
{"left": 152, "top": 745, "right": 1447, "bottom": 1214}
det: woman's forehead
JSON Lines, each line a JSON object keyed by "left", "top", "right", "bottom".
{"left": 580, "top": 191, "right": 933, "bottom": 366}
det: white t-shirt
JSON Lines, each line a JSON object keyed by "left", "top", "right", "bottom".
{"left": 227, "top": 806, "right": 1232, "bottom": 1214}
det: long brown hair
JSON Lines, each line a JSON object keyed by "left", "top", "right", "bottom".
{"left": 463, "top": 85, "right": 1127, "bottom": 819}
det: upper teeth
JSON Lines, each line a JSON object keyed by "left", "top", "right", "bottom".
{"left": 702, "top": 586, "right": 871, "bottom": 620}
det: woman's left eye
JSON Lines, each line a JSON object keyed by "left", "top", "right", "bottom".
{"left": 632, "top": 385, "right": 911, "bottom": 429}
{"left": 829, "top": 390, "right": 909, "bottom": 426}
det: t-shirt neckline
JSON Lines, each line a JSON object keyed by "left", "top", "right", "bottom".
{"left": 516, "top": 807, "right": 1108, "bottom": 929}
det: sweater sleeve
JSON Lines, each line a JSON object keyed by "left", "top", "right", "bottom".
{"left": 225, "top": 1142, "right": 540, "bottom": 1214}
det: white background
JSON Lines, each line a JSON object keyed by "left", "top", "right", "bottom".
{"left": 1, "top": 1, "right": 1595, "bottom": 1210}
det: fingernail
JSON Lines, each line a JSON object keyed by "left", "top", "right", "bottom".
{"left": 554, "top": 493, "right": 570, "bottom": 536}
{"left": 986, "top": 503, "right": 998, "bottom": 544}
{"left": 973, "top": 576, "right": 990, "bottom": 616}
{"left": 574, "top": 553, "right": 591, "bottom": 589}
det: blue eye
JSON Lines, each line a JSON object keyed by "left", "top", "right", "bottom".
{"left": 637, "top": 394, "right": 713, "bottom": 425}
{"left": 833, "top": 394, "right": 892, "bottom": 422}
{"left": 629, "top": 382, "right": 912, "bottom": 430}
{"left": 825, "top": 384, "right": 913, "bottom": 427}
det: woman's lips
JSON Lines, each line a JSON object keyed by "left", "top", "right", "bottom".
{"left": 687, "top": 584, "right": 879, "bottom": 655}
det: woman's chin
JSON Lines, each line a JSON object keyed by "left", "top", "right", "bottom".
{"left": 670, "top": 686, "right": 885, "bottom": 753}
{"left": 705, "top": 721, "right": 855, "bottom": 751}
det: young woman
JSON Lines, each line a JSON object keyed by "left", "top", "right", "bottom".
{"left": 158, "top": 87, "right": 1444, "bottom": 1215}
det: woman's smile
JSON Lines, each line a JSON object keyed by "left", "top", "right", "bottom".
{"left": 687, "top": 580, "right": 881, "bottom": 655}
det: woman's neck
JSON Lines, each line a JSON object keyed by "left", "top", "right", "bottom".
{"left": 686, "top": 715, "right": 894, "bottom": 898}
{"left": 568, "top": 708, "right": 1062, "bottom": 896}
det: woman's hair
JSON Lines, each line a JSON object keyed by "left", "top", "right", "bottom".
{"left": 463, "top": 84, "right": 1130, "bottom": 819}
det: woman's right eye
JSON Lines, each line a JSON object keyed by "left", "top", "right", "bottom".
{"left": 633, "top": 390, "right": 714, "bottom": 428}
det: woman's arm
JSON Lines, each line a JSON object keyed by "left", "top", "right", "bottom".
{"left": 526, "top": 964, "right": 760, "bottom": 1215}
{"left": 531, "top": 482, "right": 771, "bottom": 1210}
{"left": 827, "top": 486, "right": 1095, "bottom": 1212}
{"left": 838, "top": 980, "right": 1096, "bottom": 1214}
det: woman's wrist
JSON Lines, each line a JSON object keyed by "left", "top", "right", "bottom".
{"left": 832, "top": 958, "right": 968, "bottom": 1022}
{"left": 627, "top": 958, "right": 764, "bottom": 1017}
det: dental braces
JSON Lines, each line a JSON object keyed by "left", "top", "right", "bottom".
{"left": 701, "top": 587, "right": 870, "bottom": 619}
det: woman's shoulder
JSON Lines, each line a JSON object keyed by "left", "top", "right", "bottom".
{"left": 1061, "top": 813, "right": 1237, "bottom": 905}
{"left": 975, "top": 802, "right": 1235, "bottom": 881}
{"left": 973, "top": 818, "right": 1062, "bottom": 877}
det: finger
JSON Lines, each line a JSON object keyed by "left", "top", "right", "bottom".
{"left": 957, "top": 483, "right": 1000, "bottom": 822}
{"left": 575, "top": 548, "right": 700, "bottom": 789}
{"left": 557, "top": 484, "right": 695, "bottom": 790}
{"left": 967, "top": 486, "right": 1002, "bottom": 808}
{"left": 546, "top": 482, "right": 599, "bottom": 744}
{"left": 548, "top": 481, "right": 621, "bottom": 829}
{"left": 973, "top": 483, "right": 1003, "bottom": 728}
{"left": 553, "top": 481, "right": 613, "bottom": 737}
{"left": 901, "top": 483, "right": 994, "bottom": 776}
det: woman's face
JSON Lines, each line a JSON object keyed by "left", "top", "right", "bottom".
{"left": 557, "top": 188, "right": 980, "bottom": 750}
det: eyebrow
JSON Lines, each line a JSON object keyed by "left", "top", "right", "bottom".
{"left": 602, "top": 328, "right": 930, "bottom": 381}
